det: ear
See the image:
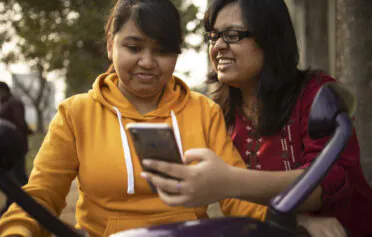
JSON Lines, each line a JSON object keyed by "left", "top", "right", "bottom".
{"left": 107, "top": 36, "right": 113, "bottom": 61}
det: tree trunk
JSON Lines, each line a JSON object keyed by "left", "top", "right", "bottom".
{"left": 34, "top": 105, "right": 45, "bottom": 133}
{"left": 336, "top": 0, "right": 372, "bottom": 184}
{"left": 305, "top": 0, "right": 329, "bottom": 73}
{"left": 35, "top": 64, "right": 47, "bottom": 133}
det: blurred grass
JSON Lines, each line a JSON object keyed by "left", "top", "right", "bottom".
{"left": 25, "top": 132, "right": 46, "bottom": 175}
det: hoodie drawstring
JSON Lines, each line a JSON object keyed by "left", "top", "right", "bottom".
{"left": 113, "top": 107, "right": 135, "bottom": 195}
{"left": 171, "top": 110, "right": 183, "bottom": 159}
{"left": 113, "top": 108, "right": 183, "bottom": 195}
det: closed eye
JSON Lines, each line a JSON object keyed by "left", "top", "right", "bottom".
{"left": 125, "top": 45, "right": 141, "bottom": 53}
{"left": 154, "top": 47, "right": 168, "bottom": 55}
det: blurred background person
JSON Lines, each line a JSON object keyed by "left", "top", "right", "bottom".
{"left": 0, "top": 81, "right": 32, "bottom": 215}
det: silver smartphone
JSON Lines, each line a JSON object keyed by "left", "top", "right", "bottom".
{"left": 126, "top": 123, "right": 183, "bottom": 180}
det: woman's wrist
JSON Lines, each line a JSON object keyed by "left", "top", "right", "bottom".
{"left": 224, "top": 166, "right": 243, "bottom": 199}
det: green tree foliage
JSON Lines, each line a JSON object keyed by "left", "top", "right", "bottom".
{"left": 0, "top": 0, "right": 203, "bottom": 96}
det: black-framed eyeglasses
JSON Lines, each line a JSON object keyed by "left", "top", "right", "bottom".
{"left": 204, "top": 30, "right": 253, "bottom": 45}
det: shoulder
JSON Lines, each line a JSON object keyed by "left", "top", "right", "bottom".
{"left": 58, "top": 93, "right": 92, "bottom": 116}
{"left": 188, "top": 90, "right": 221, "bottom": 113}
{"left": 299, "top": 72, "right": 337, "bottom": 106}
{"left": 59, "top": 93, "right": 90, "bottom": 107}
{"left": 289, "top": 72, "right": 339, "bottom": 123}
{"left": 304, "top": 72, "right": 336, "bottom": 90}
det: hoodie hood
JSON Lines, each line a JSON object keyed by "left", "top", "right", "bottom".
{"left": 88, "top": 73, "right": 191, "bottom": 120}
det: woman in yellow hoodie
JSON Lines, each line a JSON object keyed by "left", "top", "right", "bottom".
{"left": 0, "top": 0, "right": 267, "bottom": 236}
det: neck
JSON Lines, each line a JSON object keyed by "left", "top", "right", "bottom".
{"left": 118, "top": 82, "right": 164, "bottom": 115}
{"left": 239, "top": 80, "right": 257, "bottom": 106}
{"left": 239, "top": 81, "right": 259, "bottom": 123}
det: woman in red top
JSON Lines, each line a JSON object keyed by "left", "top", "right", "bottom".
{"left": 140, "top": 0, "right": 372, "bottom": 236}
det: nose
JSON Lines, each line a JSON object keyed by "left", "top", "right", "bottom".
{"left": 138, "top": 50, "right": 156, "bottom": 69}
{"left": 212, "top": 36, "right": 228, "bottom": 51}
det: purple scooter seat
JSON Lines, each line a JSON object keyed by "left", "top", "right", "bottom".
{"left": 110, "top": 217, "right": 298, "bottom": 237}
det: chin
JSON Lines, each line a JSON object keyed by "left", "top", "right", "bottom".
{"left": 217, "top": 75, "right": 239, "bottom": 88}
{"left": 132, "top": 87, "right": 161, "bottom": 98}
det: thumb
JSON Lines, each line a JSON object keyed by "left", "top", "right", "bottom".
{"left": 183, "top": 148, "right": 212, "bottom": 164}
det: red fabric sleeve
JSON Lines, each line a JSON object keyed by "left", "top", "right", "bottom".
{"left": 298, "top": 74, "right": 361, "bottom": 214}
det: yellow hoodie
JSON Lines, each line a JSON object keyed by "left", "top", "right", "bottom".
{"left": 0, "top": 73, "right": 267, "bottom": 237}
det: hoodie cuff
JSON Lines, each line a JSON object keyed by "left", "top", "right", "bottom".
{"left": 0, "top": 224, "right": 33, "bottom": 237}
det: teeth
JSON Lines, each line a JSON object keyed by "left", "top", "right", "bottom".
{"left": 218, "top": 59, "right": 234, "bottom": 64}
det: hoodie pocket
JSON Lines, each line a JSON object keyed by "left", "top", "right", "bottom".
{"left": 103, "top": 211, "right": 198, "bottom": 237}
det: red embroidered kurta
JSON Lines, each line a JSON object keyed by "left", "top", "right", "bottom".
{"left": 232, "top": 74, "right": 372, "bottom": 237}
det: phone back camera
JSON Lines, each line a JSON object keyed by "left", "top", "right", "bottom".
{"left": 131, "top": 130, "right": 139, "bottom": 141}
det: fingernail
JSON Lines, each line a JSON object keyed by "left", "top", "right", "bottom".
{"left": 140, "top": 172, "right": 148, "bottom": 179}
{"left": 142, "top": 159, "right": 151, "bottom": 166}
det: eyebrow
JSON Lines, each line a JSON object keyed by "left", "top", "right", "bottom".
{"left": 122, "top": 36, "right": 144, "bottom": 42}
{"left": 212, "top": 25, "right": 247, "bottom": 31}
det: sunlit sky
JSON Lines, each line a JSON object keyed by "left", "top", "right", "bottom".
{"left": 0, "top": 0, "right": 209, "bottom": 105}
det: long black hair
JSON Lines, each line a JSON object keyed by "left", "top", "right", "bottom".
{"left": 205, "top": 0, "right": 311, "bottom": 136}
{"left": 105, "top": 0, "right": 183, "bottom": 73}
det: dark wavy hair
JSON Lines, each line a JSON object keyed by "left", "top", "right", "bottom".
{"left": 105, "top": 0, "right": 183, "bottom": 73}
{"left": 205, "top": 0, "right": 312, "bottom": 136}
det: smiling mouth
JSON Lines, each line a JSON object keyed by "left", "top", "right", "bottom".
{"left": 133, "top": 73, "right": 157, "bottom": 81}
{"left": 217, "top": 58, "right": 234, "bottom": 71}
